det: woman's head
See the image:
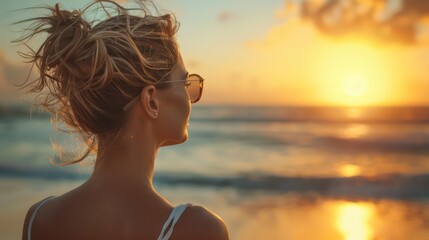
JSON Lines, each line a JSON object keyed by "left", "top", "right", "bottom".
{"left": 15, "top": 0, "right": 201, "bottom": 164}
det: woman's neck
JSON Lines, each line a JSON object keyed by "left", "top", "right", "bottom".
{"left": 87, "top": 126, "right": 159, "bottom": 197}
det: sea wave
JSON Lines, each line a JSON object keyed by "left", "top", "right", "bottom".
{"left": 3, "top": 105, "right": 429, "bottom": 124}
{"left": 314, "top": 135, "right": 429, "bottom": 153}
{"left": 190, "top": 106, "right": 429, "bottom": 124}
{"left": 1, "top": 164, "right": 428, "bottom": 200}
{"left": 188, "top": 124, "right": 429, "bottom": 153}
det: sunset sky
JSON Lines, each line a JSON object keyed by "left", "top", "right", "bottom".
{"left": 0, "top": 0, "right": 428, "bottom": 107}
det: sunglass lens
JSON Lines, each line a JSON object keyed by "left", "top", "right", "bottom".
{"left": 187, "top": 74, "right": 203, "bottom": 103}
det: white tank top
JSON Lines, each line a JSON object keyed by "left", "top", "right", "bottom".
{"left": 27, "top": 196, "right": 191, "bottom": 240}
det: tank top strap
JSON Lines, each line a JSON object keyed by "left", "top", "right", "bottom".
{"left": 157, "top": 203, "right": 192, "bottom": 240}
{"left": 27, "top": 196, "right": 56, "bottom": 240}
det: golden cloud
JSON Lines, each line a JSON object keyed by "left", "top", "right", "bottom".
{"left": 284, "top": 0, "right": 429, "bottom": 45}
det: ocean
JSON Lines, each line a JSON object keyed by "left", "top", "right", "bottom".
{"left": 1, "top": 105, "right": 429, "bottom": 239}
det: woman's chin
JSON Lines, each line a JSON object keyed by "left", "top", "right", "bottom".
{"left": 160, "top": 132, "right": 188, "bottom": 147}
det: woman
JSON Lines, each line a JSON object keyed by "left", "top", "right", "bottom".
{"left": 18, "top": 1, "right": 229, "bottom": 239}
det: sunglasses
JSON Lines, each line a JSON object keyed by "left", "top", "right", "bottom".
{"left": 122, "top": 73, "right": 204, "bottom": 111}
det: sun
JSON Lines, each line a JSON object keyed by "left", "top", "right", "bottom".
{"left": 313, "top": 41, "right": 394, "bottom": 107}
{"left": 342, "top": 73, "right": 368, "bottom": 97}
{"left": 339, "top": 164, "right": 362, "bottom": 177}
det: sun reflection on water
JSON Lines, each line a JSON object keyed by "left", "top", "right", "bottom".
{"left": 336, "top": 202, "right": 374, "bottom": 240}
{"left": 340, "top": 124, "right": 369, "bottom": 139}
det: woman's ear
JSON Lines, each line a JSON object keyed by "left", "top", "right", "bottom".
{"left": 140, "top": 85, "right": 159, "bottom": 119}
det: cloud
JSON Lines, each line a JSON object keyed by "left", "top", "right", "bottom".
{"left": 0, "top": 51, "right": 34, "bottom": 106}
{"left": 218, "top": 11, "right": 239, "bottom": 23}
{"left": 283, "top": 0, "right": 429, "bottom": 45}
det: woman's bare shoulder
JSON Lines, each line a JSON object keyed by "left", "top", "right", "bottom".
{"left": 173, "top": 204, "right": 229, "bottom": 240}
{"left": 22, "top": 197, "right": 54, "bottom": 240}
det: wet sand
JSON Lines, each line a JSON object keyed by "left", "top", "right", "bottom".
{"left": 3, "top": 177, "right": 428, "bottom": 240}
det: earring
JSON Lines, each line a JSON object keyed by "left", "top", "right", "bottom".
{"left": 154, "top": 112, "right": 158, "bottom": 117}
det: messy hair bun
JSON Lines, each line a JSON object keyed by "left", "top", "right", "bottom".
{"left": 15, "top": 0, "right": 179, "bottom": 165}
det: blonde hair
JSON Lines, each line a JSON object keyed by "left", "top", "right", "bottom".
{"left": 14, "top": 0, "right": 180, "bottom": 165}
